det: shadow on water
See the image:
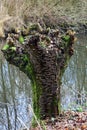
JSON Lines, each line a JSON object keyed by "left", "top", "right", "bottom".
{"left": 0, "top": 58, "right": 32, "bottom": 130}
{"left": 61, "top": 32, "right": 87, "bottom": 111}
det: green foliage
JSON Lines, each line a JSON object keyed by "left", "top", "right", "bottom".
{"left": 25, "top": 64, "right": 33, "bottom": 75}
{"left": 62, "top": 35, "right": 70, "bottom": 42}
{"left": 19, "top": 36, "right": 24, "bottom": 44}
{"left": 2, "top": 44, "right": 16, "bottom": 52}
{"left": 76, "top": 106, "right": 83, "bottom": 112}
{"left": 2, "top": 44, "right": 10, "bottom": 50}
{"left": 22, "top": 55, "right": 29, "bottom": 62}
{"left": 10, "top": 47, "right": 16, "bottom": 51}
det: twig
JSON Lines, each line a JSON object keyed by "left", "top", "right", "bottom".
{"left": 0, "top": 101, "right": 13, "bottom": 106}
{"left": 29, "top": 104, "right": 43, "bottom": 130}
{"left": 17, "top": 116, "right": 29, "bottom": 130}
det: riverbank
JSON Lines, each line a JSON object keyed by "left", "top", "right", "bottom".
{"left": 0, "top": 0, "right": 87, "bottom": 37}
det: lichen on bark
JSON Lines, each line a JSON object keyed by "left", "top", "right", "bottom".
{"left": 2, "top": 23, "right": 75, "bottom": 119}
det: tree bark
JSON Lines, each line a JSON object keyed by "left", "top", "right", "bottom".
{"left": 2, "top": 24, "right": 75, "bottom": 119}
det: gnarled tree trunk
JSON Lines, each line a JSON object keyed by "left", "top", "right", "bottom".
{"left": 2, "top": 24, "right": 75, "bottom": 119}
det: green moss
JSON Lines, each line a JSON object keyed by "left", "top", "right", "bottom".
{"left": 23, "top": 55, "right": 41, "bottom": 119}
{"left": 62, "top": 35, "right": 70, "bottom": 42}
{"left": 10, "top": 47, "right": 16, "bottom": 51}
{"left": 2, "top": 44, "right": 10, "bottom": 51}
{"left": 22, "top": 55, "right": 29, "bottom": 62}
{"left": 19, "top": 35, "right": 24, "bottom": 44}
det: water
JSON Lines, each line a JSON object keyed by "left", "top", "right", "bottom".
{"left": 0, "top": 59, "right": 32, "bottom": 130}
{"left": 61, "top": 32, "right": 87, "bottom": 111}
{"left": 0, "top": 33, "right": 87, "bottom": 130}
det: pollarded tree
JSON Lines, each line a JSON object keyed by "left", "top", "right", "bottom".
{"left": 2, "top": 23, "right": 75, "bottom": 119}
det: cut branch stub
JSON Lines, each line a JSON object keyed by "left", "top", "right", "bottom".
{"left": 2, "top": 23, "right": 75, "bottom": 119}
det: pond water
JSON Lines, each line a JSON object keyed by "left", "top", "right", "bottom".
{"left": 0, "top": 33, "right": 87, "bottom": 130}
{"left": 0, "top": 59, "right": 32, "bottom": 130}
{"left": 61, "top": 32, "right": 87, "bottom": 111}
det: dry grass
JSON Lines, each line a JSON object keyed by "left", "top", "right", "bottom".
{"left": 0, "top": 0, "right": 87, "bottom": 29}
{"left": 0, "top": 0, "right": 54, "bottom": 21}
{"left": 0, "top": 0, "right": 56, "bottom": 29}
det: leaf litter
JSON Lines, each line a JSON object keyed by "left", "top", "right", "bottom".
{"left": 30, "top": 111, "right": 87, "bottom": 130}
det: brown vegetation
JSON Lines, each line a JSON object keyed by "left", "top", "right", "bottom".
{"left": 30, "top": 111, "right": 87, "bottom": 130}
{"left": 0, "top": 0, "right": 87, "bottom": 36}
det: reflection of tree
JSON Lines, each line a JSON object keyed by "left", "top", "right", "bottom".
{"left": 7, "top": 62, "right": 17, "bottom": 130}
{"left": 0, "top": 59, "right": 32, "bottom": 130}
{"left": 61, "top": 34, "right": 87, "bottom": 110}
{"left": 0, "top": 109, "right": 7, "bottom": 130}
{"left": 74, "top": 45, "right": 87, "bottom": 105}
{"left": 0, "top": 60, "right": 11, "bottom": 130}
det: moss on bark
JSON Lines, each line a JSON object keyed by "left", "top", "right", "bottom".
{"left": 2, "top": 24, "right": 75, "bottom": 119}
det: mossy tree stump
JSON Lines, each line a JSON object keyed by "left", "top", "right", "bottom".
{"left": 2, "top": 24, "right": 75, "bottom": 119}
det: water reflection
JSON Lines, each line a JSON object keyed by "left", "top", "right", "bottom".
{"left": 61, "top": 33, "right": 87, "bottom": 111}
{"left": 0, "top": 59, "right": 32, "bottom": 130}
